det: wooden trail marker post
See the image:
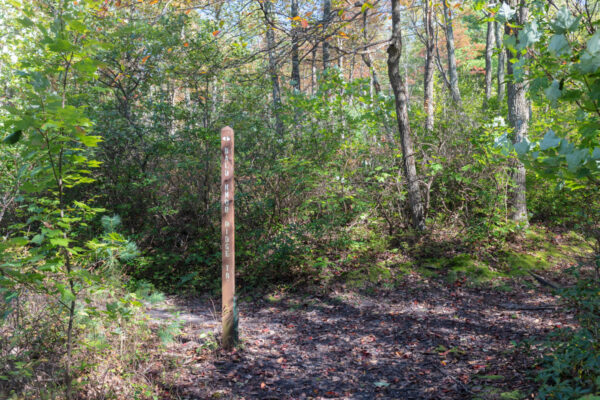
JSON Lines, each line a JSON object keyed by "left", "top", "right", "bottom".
{"left": 221, "top": 126, "right": 238, "bottom": 349}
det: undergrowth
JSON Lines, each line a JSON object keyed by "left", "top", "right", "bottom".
{"left": 535, "top": 266, "right": 600, "bottom": 399}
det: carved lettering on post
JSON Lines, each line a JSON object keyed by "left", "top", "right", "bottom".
{"left": 221, "top": 126, "right": 238, "bottom": 349}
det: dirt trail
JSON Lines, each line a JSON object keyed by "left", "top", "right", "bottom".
{"left": 146, "top": 277, "right": 571, "bottom": 400}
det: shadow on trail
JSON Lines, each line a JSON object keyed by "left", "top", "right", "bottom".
{"left": 158, "top": 277, "right": 567, "bottom": 399}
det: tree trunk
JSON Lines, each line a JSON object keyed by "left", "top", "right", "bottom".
{"left": 361, "top": 9, "right": 381, "bottom": 97}
{"left": 337, "top": 37, "right": 344, "bottom": 69}
{"left": 424, "top": 0, "right": 435, "bottom": 131}
{"left": 264, "top": 0, "right": 284, "bottom": 136}
{"left": 291, "top": 0, "right": 301, "bottom": 91}
{"left": 484, "top": 16, "right": 495, "bottom": 108}
{"left": 388, "top": 0, "right": 426, "bottom": 231}
{"left": 322, "top": 0, "right": 331, "bottom": 70}
{"left": 361, "top": 8, "right": 393, "bottom": 143}
{"left": 505, "top": 0, "right": 529, "bottom": 224}
{"left": 495, "top": 19, "right": 505, "bottom": 104}
{"left": 442, "top": 0, "right": 461, "bottom": 105}
{"left": 311, "top": 46, "right": 317, "bottom": 94}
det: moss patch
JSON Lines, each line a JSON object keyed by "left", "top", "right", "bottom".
{"left": 498, "top": 228, "right": 594, "bottom": 277}
{"left": 422, "top": 255, "right": 500, "bottom": 286}
{"left": 501, "top": 252, "right": 551, "bottom": 275}
{"left": 499, "top": 390, "right": 524, "bottom": 399}
{"left": 472, "top": 387, "right": 524, "bottom": 400}
{"left": 344, "top": 264, "right": 392, "bottom": 288}
{"left": 449, "top": 255, "right": 497, "bottom": 280}
{"left": 334, "top": 225, "right": 594, "bottom": 291}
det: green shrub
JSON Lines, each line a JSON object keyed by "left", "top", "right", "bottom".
{"left": 537, "top": 278, "right": 600, "bottom": 399}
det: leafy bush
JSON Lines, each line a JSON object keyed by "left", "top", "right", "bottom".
{"left": 537, "top": 278, "right": 600, "bottom": 399}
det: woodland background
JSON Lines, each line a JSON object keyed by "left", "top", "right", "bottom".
{"left": 0, "top": 0, "right": 599, "bottom": 398}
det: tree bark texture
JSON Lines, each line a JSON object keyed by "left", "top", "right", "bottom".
{"left": 495, "top": 19, "right": 506, "bottom": 103}
{"left": 291, "top": 0, "right": 301, "bottom": 91}
{"left": 424, "top": 0, "right": 435, "bottom": 131}
{"left": 322, "top": 0, "right": 331, "bottom": 70}
{"left": 388, "top": 0, "right": 426, "bottom": 231}
{"left": 505, "top": 0, "right": 529, "bottom": 224}
{"left": 442, "top": 0, "right": 462, "bottom": 105}
{"left": 484, "top": 17, "right": 495, "bottom": 107}
{"left": 265, "top": 0, "right": 284, "bottom": 136}
{"left": 361, "top": 9, "right": 382, "bottom": 97}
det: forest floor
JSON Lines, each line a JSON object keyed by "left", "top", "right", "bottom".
{"left": 145, "top": 282, "right": 574, "bottom": 399}
{"left": 141, "top": 229, "right": 594, "bottom": 400}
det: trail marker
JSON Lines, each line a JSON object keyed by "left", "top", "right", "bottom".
{"left": 221, "top": 126, "right": 238, "bottom": 349}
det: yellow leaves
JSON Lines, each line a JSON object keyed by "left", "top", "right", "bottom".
{"left": 291, "top": 16, "right": 309, "bottom": 28}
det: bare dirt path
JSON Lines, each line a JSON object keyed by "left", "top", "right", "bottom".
{"left": 146, "top": 276, "right": 571, "bottom": 400}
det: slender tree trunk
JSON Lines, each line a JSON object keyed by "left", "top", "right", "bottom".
{"left": 56, "top": 51, "right": 77, "bottom": 400}
{"left": 388, "top": 0, "right": 425, "bottom": 231}
{"left": 361, "top": 9, "right": 381, "bottom": 97}
{"left": 337, "top": 37, "right": 344, "bottom": 69}
{"left": 442, "top": 0, "right": 461, "bottom": 105}
{"left": 484, "top": 16, "right": 495, "bottom": 108}
{"left": 264, "top": 0, "right": 283, "bottom": 136}
{"left": 424, "top": 0, "right": 435, "bottom": 131}
{"left": 495, "top": 19, "right": 506, "bottom": 104}
{"left": 311, "top": 46, "right": 317, "bottom": 94}
{"left": 0, "top": 204, "right": 6, "bottom": 226}
{"left": 322, "top": 0, "right": 331, "bottom": 70}
{"left": 433, "top": 14, "right": 452, "bottom": 92}
{"left": 505, "top": 0, "right": 529, "bottom": 224}
{"left": 362, "top": 53, "right": 382, "bottom": 95}
{"left": 361, "top": 8, "right": 393, "bottom": 143}
{"left": 291, "top": 0, "right": 301, "bottom": 91}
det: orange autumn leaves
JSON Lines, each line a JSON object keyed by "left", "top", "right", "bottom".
{"left": 291, "top": 15, "right": 309, "bottom": 29}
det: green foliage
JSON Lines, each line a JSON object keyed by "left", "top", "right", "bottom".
{"left": 0, "top": 1, "right": 148, "bottom": 396}
{"left": 157, "top": 314, "right": 183, "bottom": 345}
{"left": 537, "top": 277, "right": 600, "bottom": 399}
{"left": 0, "top": 0, "right": 598, "bottom": 396}
{"left": 512, "top": 5, "right": 600, "bottom": 185}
